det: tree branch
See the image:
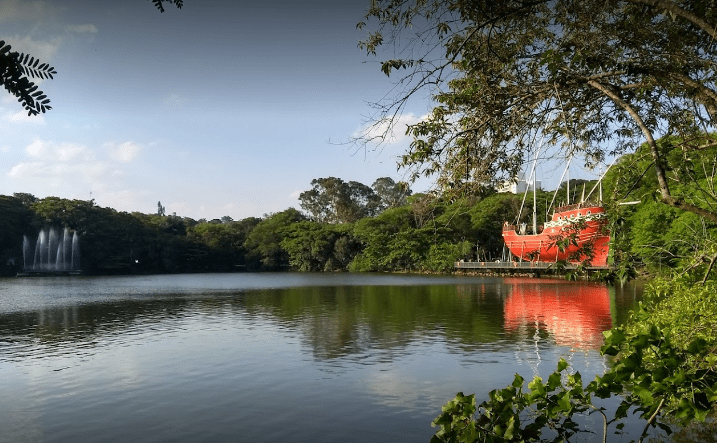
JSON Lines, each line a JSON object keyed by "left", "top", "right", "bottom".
{"left": 637, "top": 398, "right": 665, "bottom": 443}
{"left": 587, "top": 79, "right": 717, "bottom": 223}
{"left": 624, "top": 0, "right": 717, "bottom": 40}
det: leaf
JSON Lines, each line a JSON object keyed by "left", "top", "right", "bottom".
{"left": 511, "top": 374, "right": 524, "bottom": 388}
{"left": 504, "top": 416, "right": 516, "bottom": 439}
{"left": 547, "top": 372, "right": 562, "bottom": 391}
{"left": 687, "top": 338, "right": 707, "bottom": 353}
{"left": 656, "top": 422, "right": 673, "bottom": 435}
{"left": 557, "top": 392, "right": 572, "bottom": 412}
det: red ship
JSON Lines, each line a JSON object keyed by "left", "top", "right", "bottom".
{"left": 502, "top": 202, "right": 610, "bottom": 266}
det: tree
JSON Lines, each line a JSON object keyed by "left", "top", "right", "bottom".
{"left": 12, "top": 192, "right": 38, "bottom": 208}
{"left": 281, "top": 221, "right": 359, "bottom": 271}
{"left": 604, "top": 137, "right": 717, "bottom": 271}
{"left": 0, "top": 0, "right": 182, "bottom": 115}
{"left": 358, "top": 0, "right": 717, "bottom": 222}
{"left": 243, "top": 208, "right": 306, "bottom": 270}
{"left": 299, "top": 177, "right": 381, "bottom": 223}
{"left": 372, "top": 177, "right": 412, "bottom": 211}
{"left": 0, "top": 41, "right": 56, "bottom": 116}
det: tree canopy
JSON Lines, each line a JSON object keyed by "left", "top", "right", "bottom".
{"left": 358, "top": 0, "right": 717, "bottom": 222}
{"left": 299, "top": 177, "right": 381, "bottom": 223}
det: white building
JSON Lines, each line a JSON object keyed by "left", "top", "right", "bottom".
{"left": 497, "top": 180, "right": 542, "bottom": 194}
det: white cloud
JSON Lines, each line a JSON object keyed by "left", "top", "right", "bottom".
{"left": 10, "top": 139, "right": 111, "bottom": 183}
{"left": 352, "top": 112, "right": 426, "bottom": 146}
{"left": 0, "top": 0, "right": 55, "bottom": 22}
{"left": 55, "top": 142, "right": 89, "bottom": 161}
{"left": 5, "top": 34, "right": 62, "bottom": 65}
{"left": 66, "top": 24, "right": 97, "bottom": 34}
{"left": 8, "top": 161, "right": 42, "bottom": 178}
{"left": 24, "top": 139, "right": 92, "bottom": 162}
{"left": 8, "top": 109, "right": 46, "bottom": 124}
{"left": 25, "top": 139, "right": 48, "bottom": 158}
{"left": 108, "top": 141, "right": 141, "bottom": 163}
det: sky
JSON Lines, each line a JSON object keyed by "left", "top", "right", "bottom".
{"left": 0, "top": 0, "right": 603, "bottom": 221}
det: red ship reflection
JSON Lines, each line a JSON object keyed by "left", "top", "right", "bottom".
{"left": 503, "top": 279, "right": 612, "bottom": 350}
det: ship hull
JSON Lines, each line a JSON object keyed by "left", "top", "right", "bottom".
{"left": 502, "top": 204, "right": 610, "bottom": 266}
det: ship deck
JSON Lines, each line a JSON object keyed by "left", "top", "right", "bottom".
{"left": 454, "top": 260, "right": 610, "bottom": 276}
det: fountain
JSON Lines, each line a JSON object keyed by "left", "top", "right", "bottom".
{"left": 20, "top": 227, "right": 81, "bottom": 275}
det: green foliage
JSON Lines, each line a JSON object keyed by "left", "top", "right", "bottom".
{"left": 350, "top": 205, "right": 415, "bottom": 271}
{"left": 243, "top": 208, "right": 306, "bottom": 271}
{"left": 186, "top": 217, "right": 260, "bottom": 270}
{"left": 0, "top": 195, "right": 35, "bottom": 274}
{"left": 281, "top": 221, "right": 359, "bottom": 271}
{"left": 372, "top": 176, "right": 412, "bottom": 211}
{"left": 605, "top": 139, "right": 717, "bottom": 273}
{"left": 299, "top": 177, "right": 382, "bottom": 224}
{"left": 0, "top": 40, "right": 56, "bottom": 116}
{"left": 359, "top": 0, "right": 717, "bottom": 222}
{"left": 349, "top": 198, "right": 474, "bottom": 272}
{"left": 421, "top": 241, "right": 472, "bottom": 273}
{"left": 430, "top": 278, "right": 717, "bottom": 442}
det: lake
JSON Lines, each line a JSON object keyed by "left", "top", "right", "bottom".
{"left": 0, "top": 273, "right": 644, "bottom": 442}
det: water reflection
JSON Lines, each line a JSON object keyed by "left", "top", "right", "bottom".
{"left": 0, "top": 276, "right": 636, "bottom": 362}
{"left": 503, "top": 279, "right": 612, "bottom": 350}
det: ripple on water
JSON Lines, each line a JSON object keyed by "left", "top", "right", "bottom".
{"left": 0, "top": 275, "right": 643, "bottom": 443}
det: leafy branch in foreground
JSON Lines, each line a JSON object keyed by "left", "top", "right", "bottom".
{"left": 0, "top": 41, "right": 56, "bottom": 116}
{"left": 0, "top": 1, "right": 184, "bottom": 116}
{"left": 148, "top": 0, "right": 183, "bottom": 13}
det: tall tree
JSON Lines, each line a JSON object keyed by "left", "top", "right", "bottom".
{"left": 358, "top": 0, "right": 717, "bottom": 222}
{"left": 372, "top": 177, "right": 412, "bottom": 210}
{"left": 299, "top": 177, "right": 381, "bottom": 223}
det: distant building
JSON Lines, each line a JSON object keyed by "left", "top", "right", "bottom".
{"left": 497, "top": 180, "right": 542, "bottom": 194}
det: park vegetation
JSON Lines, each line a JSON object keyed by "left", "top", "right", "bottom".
{"left": 1, "top": 0, "right": 716, "bottom": 440}
{"left": 0, "top": 176, "right": 526, "bottom": 275}
{"left": 354, "top": 0, "right": 717, "bottom": 441}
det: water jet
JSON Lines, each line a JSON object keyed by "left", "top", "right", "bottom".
{"left": 19, "top": 227, "right": 82, "bottom": 276}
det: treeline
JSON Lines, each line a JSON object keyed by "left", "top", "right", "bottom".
{"left": 0, "top": 176, "right": 547, "bottom": 276}
{"left": 3, "top": 137, "right": 715, "bottom": 277}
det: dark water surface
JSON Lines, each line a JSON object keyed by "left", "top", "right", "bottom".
{"left": 0, "top": 273, "right": 643, "bottom": 443}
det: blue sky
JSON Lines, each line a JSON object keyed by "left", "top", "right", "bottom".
{"left": 0, "top": 0, "right": 602, "bottom": 220}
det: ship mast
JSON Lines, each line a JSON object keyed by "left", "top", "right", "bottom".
{"left": 533, "top": 164, "right": 538, "bottom": 234}
{"left": 566, "top": 163, "right": 570, "bottom": 206}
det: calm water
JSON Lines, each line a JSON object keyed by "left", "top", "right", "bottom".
{"left": 0, "top": 273, "right": 644, "bottom": 443}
